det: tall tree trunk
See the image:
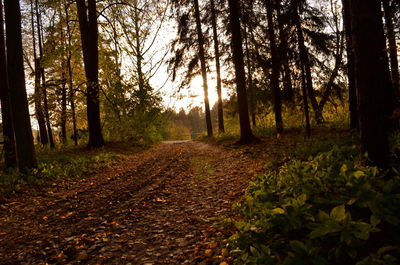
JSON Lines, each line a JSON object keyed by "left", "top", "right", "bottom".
{"left": 318, "top": 10, "right": 345, "bottom": 112}
{"left": 300, "top": 59, "right": 311, "bottom": 137}
{"left": 243, "top": 21, "right": 256, "bottom": 127}
{"left": 76, "top": 0, "right": 105, "bottom": 147}
{"left": 277, "top": 6, "right": 294, "bottom": 104}
{"left": 193, "top": 0, "right": 213, "bottom": 137}
{"left": 0, "top": 0, "right": 17, "bottom": 168}
{"left": 35, "top": 0, "right": 55, "bottom": 148}
{"left": 210, "top": 0, "right": 225, "bottom": 133}
{"left": 294, "top": 4, "right": 324, "bottom": 124}
{"left": 59, "top": 8, "right": 67, "bottom": 144}
{"left": 60, "top": 70, "right": 67, "bottom": 143}
{"left": 342, "top": 0, "right": 358, "bottom": 129}
{"left": 4, "top": 0, "right": 37, "bottom": 170}
{"left": 227, "top": 0, "right": 257, "bottom": 143}
{"left": 64, "top": 2, "right": 78, "bottom": 146}
{"left": 382, "top": 0, "right": 400, "bottom": 98}
{"left": 30, "top": 0, "right": 48, "bottom": 145}
{"left": 69, "top": 75, "right": 78, "bottom": 146}
{"left": 134, "top": 2, "right": 145, "bottom": 113}
{"left": 266, "top": 0, "right": 284, "bottom": 134}
{"left": 350, "top": 0, "right": 393, "bottom": 168}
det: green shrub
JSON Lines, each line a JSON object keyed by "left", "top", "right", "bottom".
{"left": 230, "top": 145, "right": 400, "bottom": 264}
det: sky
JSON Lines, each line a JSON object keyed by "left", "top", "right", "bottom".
{"left": 161, "top": 73, "right": 226, "bottom": 112}
{"left": 146, "top": 18, "right": 226, "bottom": 113}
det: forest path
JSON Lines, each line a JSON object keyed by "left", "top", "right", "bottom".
{"left": 0, "top": 141, "right": 264, "bottom": 264}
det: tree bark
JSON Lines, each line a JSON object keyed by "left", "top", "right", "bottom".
{"left": 76, "top": 0, "right": 105, "bottom": 147}
{"left": 382, "top": 0, "right": 400, "bottom": 98}
{"left": 64, "top": 2, "right": 78, "bottom": 146}
{"left": 227, "top": 0, "right": 257, "bottom": 143}
{"left": 266, "top": 0, "right": 284, "bottom": 134}
{"left": 294, "top": 4, "right": 324, "bottom": 124}
{"left": 277, "top": 5, "right": 294, "bottom": 104}
{"left": 59, "top": 7, "right": 67, "bottom": 144}
{"left": 300, "top": 58, "right": 311, "bottom": 138}
{"left": 4, "top": 0, "right": 37, "bottom": 170}
{"left": 0, "top": 0, "right": 17, "bottom": 168}
{"left": 342, "top": 0, "right": 358, "bottom": 130}
{"left": 35, "top": 0, "right": 55, "bottom": 148}
{"left": 61, "top": 70, "right": 67, "bottom": 143}
{"left": 318, "top": 17, "right": 345, "bottom": 112}
{"left": 243, "top": 20, "right": 256, "bottom": 127}
{"left": 193, "top": 0, "right": 213, "bottom": 137}
{"left": 210, "top": 0, "right": 225, "bottom": 133}
{"left": 133, "top": 2, "right": 146, "bottom": 113}
{"left": 350, "top": 0, "right": 393, "bottom": 168}
{"left": 30, "top": 0, "right": 48, "bottom": 145}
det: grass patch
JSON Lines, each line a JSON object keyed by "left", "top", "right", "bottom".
{"left": 0, "top": 141, "right": 149, "bottom": 198}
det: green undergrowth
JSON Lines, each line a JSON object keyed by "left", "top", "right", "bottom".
{"left": 0, "top": 141, "right": 148, "bottom": 198}
{"left": 228, "top": 133, "right": 400, "bottom": 265}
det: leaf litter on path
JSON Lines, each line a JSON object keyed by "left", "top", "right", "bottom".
{"left": 0, "top": 141, "right": 264, "bottom": 264}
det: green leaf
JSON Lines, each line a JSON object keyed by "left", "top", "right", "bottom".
{"left": 310, "top": 221, "right": 342, "bottom": 239}
{"left": 289, "top": 240, "right": 307, "bottom": 255}
{"left": 377, "top": 246, "right": 400, "bottom": 255}
{"left": 330, "top": 205, "right": 346, "bottom": 222}
{"left": 347, "top": 198, "right": 357, "bottom": 205}
{"left": 385, "top": 215, "right": 400, "bottom": 225}
{"left": 271, "top": 208, "right": 285, "bottom": 214}
{"left": 370, "top": 214, "right": 381, "bottom": 226}
{"left": 353, "top": 171, "right": 365, "bottom": 179}
{"left": 352, "top": 222, "right": 372, "bottom": 240}
{"left": 250, "top": 246, "right": 260, "bottom": 257}
{"left": 318, "top": 210, "right": 329, "bottom": 220}
{"left": 340, "top": 164, "right": 348, "bottom": 173}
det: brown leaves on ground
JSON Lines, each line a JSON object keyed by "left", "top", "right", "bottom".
{"left": 0, "top": 141, "right": 265, "bottom": 264}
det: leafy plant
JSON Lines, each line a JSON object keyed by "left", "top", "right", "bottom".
{"left": 229, "top": 145, "right": 400, "bottom": 264}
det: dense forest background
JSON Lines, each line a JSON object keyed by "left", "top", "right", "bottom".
{"left": 0, "top": 0, "right": 397, "bottom": 171}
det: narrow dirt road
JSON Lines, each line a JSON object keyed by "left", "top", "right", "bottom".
{"left": 0, "top": 141, "right": 264, "bottom": 264}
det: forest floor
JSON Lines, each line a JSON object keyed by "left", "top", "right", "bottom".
{"left": 0, "top": 140, "right": 270, "bottom": 264}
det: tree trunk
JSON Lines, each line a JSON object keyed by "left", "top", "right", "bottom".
{"left": 382, "top": 0, "right": 400, "bottom": 98}
{"left": 342, "top": 0, "right": 358, "bottom": 130}
{"left": 59, "top": 7, "right": 67, "bottom": 144}
{"left": 0, "top": 0, "right": 17, "bottom": 168}
{"left": 277, "top": 6, "right": 294, "bottom": 104}
{"left": 243, "top": 20, "right": 256, "bottom": 128}
{"left": 61, "top": 70, "right": 67, "bottom": 143}
{"left": 76, "top": 0, "right": 105, "bottom": 147}
{"left": 294, "top": 4, "right": 324, "bottom": 124}
{"left": 65, "top": 2, "right": 78, "bottom": 146}
{"left": 133, "top": 2, "right": 146, "bottom": 113}
{"left": 350, "top": 0, "right": 393, "bottom": 168}
{"left": 4, "top": 0, "right": 37, "bottom": 170}
{"left": 210, "top": 0, "right": 225, "bottom": 133}
{"left": 227, "top": 0, "right": 257, "bottom": 143}
{"left": 30, "top": 0, "right": 48, "bottom": 145}
{"left": 35, "top": 0, "right": 55, "bottom": 148}
{"left": 193, "top": 0, "right": 213, "bottom": 137}
{"left": 300, "top": 59, "right": 311, "bottom": 138}
{"left": 318, "top": 17, "right": 345, "bottom": 112}
{"left": 266, "top": 0, "right": 284, "bottom": 134}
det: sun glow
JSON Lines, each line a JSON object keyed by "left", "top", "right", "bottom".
{"left": 169, "top": 75, "right": 224, "bottom": 111}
